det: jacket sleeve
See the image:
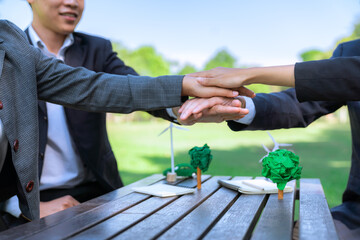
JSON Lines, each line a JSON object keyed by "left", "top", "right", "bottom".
{"left": 295, "top": 55, "right": 360, "bottom": 102}
{"left": 34, "top": 46, "right": 184, "bottom": 113}
{"left": 102, "top": 40, "right": 175, "bottom": 122}
{"left": 228, "top": 88, "right": 344, "bottom": 131}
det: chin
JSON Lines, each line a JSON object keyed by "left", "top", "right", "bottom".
{"left": 61, "top": 27, "right": 76, "bottom": 35}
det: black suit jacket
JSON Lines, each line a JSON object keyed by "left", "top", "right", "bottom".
{"left": 25, "top": 29, "right": 173, "bottom": 196}
{"left": 229, "top": 39, "right": 360, "bottom": 229}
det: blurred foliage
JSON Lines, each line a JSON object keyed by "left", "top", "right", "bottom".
{"left": 111, "top": 18, "right": 360, "bottom": 122}
{"left": 177, "top": 63, "right": 197, "bottom": 75}
{"left": 300, "top": 49, "right": 331, "bottom": 62}
{"left": 300, "top": 18, "right": 360, "bottom": 62}
{"left": 204, "top": 49, "right": 237, "bottom": 70}
{"left": 112, "top": 43, "right": 173, "bottom": 77}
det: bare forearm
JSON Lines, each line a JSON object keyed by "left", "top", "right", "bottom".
{"left": 244, "top": 65, "right": 295, "bottom": 87}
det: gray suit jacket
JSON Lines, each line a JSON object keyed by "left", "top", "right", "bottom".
{"left": 0, "top": 20, "right": 183, "bottom": 220}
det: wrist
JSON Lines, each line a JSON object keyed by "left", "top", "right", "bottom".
{"left": 242, "top": 68, "right": 258, "bottom": 85}
{"left": 181, "top": 75, "right": 190, "bottom": 96}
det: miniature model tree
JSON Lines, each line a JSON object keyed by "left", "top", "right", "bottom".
{"left": 163, "top": 163, "right": 196, "bottom": 177}
{"left": 262, "top": 149, "right": 302, "bottom": 199}
{"left": 189, "top": 144, "right": 212, "bottom": 189}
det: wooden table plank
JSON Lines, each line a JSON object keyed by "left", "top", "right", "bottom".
{"left": 0, "top": 174, "right": 164, "bottom": 240}
{"left": 176, "top": 175, "right": 211, "bottom": 188}
{"left": 158, "top": 177, "right": 251, "bottom": 240}
{"left": 112, "top": 176, "right": 231, "bottom": 240}
{"left": 68, "top": 176, "right": 206, "bottom": 239}
{"left": 251, "top": 180, "right": 296, "bottom": 240}
{"left": 299, "top": 179, "right": 339, "bottom": 240}
{"left": 26, "top": 193, "right": 151, "bottom": 240}
{"left": 203, "top": 178, "right": 268, "bottom": 240}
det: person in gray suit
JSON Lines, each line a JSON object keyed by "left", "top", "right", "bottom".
{"left": 180, "top": 50, "right": 360, "bottom": 239}
{"left": 20, "top": 0, "right": 240, "bottom": 220}
{"left": 7, "top": 0, "right": 251, "bottom": 222}
{"left": 0, "top": 19, "right": 250, "bottom": 228}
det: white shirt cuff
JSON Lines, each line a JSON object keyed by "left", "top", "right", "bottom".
{"left": 3, "top": 195, "right": 22, "bottom": 218}
{"left": 166, "top": 108, "right": 179, "bottom": 123}
{"left": 233, "top": 96, "right": 256, "bottom": 125}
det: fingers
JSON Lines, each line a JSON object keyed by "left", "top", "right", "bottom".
{"left": 60, "top": 195, "right": 80, "bottom": 209}
{"left": 196, "top": 77, "right": 221, "bottom": 87}
{"left": 197, "top": 86, "right": 239, "bottom": 98}
{"left": 179, "top": 97, "right": 225, "bottom": 120}
{"left": 237, "top": 86, "right": 256, "bottom": 98}
{"left": 39, "top": 195, "right": 80, "bottom": 218}
{"left": 211, "top": 105, "right": 249, "bottom": 116}
{"left": 182, "top": 75, "right": 238, "bottom": 98}
{"left": 179, "top": 97, "right": 249, "bottom": 122}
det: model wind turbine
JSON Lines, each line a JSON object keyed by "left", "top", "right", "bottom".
{"left": 158, "top": 123, "right": 189, "bottom": 182}
{"left": 260, "top": 132, "right": 302, "bottom": 200}
{"left": 260, "top": 132, "right": 292, "bottom": 162}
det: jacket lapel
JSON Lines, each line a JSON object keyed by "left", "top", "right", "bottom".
{"left": 25, "top": 28, "right": 47, "bottom": 117}
{"left": 0, "top": 50, "right": 4, "bottom": 81}
{"left": 65, "top": 33, "right": 86, "bottom": 67}
{"left": 24, "top": 28, "right": 31, "bottom": 45}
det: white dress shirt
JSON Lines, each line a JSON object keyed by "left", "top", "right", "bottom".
{"left": 28, "top": 26, "right": 92, "bottom": 191}
{"left": 0, "top": 118, "right": 8, "bottom": 174}
{"left": 4, "top": 26, "right": 92, "bottom": 217}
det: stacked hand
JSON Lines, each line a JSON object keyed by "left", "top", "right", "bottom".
{"left": 179, "top": 65, "right": 294, "bottom": 124}
{"left": 179, "top": 72, "right": 256, "bottom": 125}
{"left": 174, "top": 97, "right": 248, "bottom": 125}
{"left": 182, "top": 74, "right": 255, "bottom": 98}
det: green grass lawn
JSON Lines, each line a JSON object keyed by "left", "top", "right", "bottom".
{"left": 107, "top": 119, "right": 351, "bottom": 209}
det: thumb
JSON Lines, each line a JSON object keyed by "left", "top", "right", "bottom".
{"left": 237, "top": 86, "right": 256, "bottom": 98}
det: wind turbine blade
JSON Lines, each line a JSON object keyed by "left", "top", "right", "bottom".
{"left": 279, "top": 143, "right": 292, "bottom": 147}
{"left": 158, "top": 126, "right": 170, "bottom": 136}
{"left": 259, "top": 154, "right": 268, "bottom": 163}
{"left": 262, "top": 144, "right": 270, "bottom": 153}
{"left": 267, "top": 132, "right": 280, "bottom": 151}
{"left": 267, "top": 132, "right": 276, "bottom": 144}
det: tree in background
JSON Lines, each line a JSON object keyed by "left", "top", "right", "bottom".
{"left": 300, "top": 18, "right": 360, "bottom": 62}
{"left": 112, "top": 42, "right": 172, "bottom": 77}
{"left": 204, "top": 49, "right": 237, "bottom": 70}
{"left": 177, "top": 64, "right": 197, "bottom": 75}
{"left": 298, "top": 19, "right": 360, "bottom": 123}
{"left": 300, "top": 49, "right": 330, "bottom": 62}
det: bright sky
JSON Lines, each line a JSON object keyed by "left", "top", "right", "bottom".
{"left": 1, "top": 0, "right": 360, "bottom": 68}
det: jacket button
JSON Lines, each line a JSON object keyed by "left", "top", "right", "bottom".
{"left": 13, "top": 140, "right": 19, "bottom": 152}
{"left": 44, "top": 116, "right": 47, "bottom": 121}
{"left": 0, "top": 101, "right": 3, "bottom": 109}
{"left": 39, "top": 152, "right": 44, "bottom": 160}
{"left": 26, "top": 181, "right": 34, "bottom": 192}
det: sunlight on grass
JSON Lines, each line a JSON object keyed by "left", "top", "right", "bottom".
{"left": 328, "top": 161, "right": 351, "bottom": 168}
{"left": 107, "top": 119, "right": 351, "bottom": 208}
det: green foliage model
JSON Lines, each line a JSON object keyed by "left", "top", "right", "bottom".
{"left": 162, "top": 163, "right": 196, "bottom": 177}
{"left": 189, "top": 144, "right": 212, "bottom": 172}
{"left": 262, "top": 149, "right": 302, "bottom": 190}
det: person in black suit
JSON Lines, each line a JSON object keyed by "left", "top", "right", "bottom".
{"left": 179, "top": 42, "right": 360, "bottom": 239}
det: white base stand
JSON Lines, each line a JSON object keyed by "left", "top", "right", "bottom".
{"left": 166, "top": 172, "right": 177, "bottom": 183}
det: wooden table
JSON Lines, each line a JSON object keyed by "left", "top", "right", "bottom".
{"left": 0, "top": 175, "right": 339, "bottom": 240}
